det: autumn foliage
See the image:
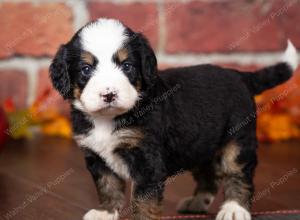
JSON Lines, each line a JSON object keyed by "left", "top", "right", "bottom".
{"left": 3, "top": 88, "right": 71, "bottom": 139}
{"left": 256, "top": 67, "right": 300, "bottom": 142}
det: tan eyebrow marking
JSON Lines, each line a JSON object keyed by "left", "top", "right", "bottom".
{"left": 81, "top": 51, "right": 94, "bottom": 65}
{"left": 116, "top": 48, "right": 128, "bottom": 62}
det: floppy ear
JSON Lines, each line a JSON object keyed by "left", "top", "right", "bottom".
{"left": 49, "top": 45, "right": 72, "bottom": 99}
{"left": 137, "top": 33, "right": 158, "bottom": 90}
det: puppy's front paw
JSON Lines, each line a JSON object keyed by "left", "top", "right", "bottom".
{"left": 83, "top": 209, "right": 118, "bottom": 220}
{"left": 216, "top": 201, "right": 251, "bottom": 220}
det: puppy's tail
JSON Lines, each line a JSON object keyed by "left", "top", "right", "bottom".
{"left": 240, "top": 40, "right": 298, "bottom": 95}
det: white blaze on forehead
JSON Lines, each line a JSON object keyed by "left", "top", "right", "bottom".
{"left": 80, "top": 18, "right": 127, "bottom": 63}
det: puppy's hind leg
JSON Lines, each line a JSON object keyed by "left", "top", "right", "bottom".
{"left": 216, "top": 138, "right": 257, "bottom": 220}
{"left": 177, "top": 164, "right": 221, "bottom": 214}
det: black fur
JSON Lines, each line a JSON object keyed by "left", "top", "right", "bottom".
{"left": 240, "top": 62, "right": 293, "bottom": 95}
{"left": 49, "top": 45, "right": 71, "bottom": 99}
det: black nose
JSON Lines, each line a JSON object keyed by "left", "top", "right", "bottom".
{"left": 102, "top": 92, "right": 116, "bottom": 103}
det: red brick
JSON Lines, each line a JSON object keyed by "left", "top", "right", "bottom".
{"left": 279, "top": 0, "right": 300, "bottom": 48}
{"left": 0, "top": 70, "right": 27, "bottom": 108}
{"left": 165, "top": 0, "right": 300, "bottom": 53}
{"left": 158, "top": 63, "right": 183, "bottom": 71}
{"left": 0, "top": 3, "right": 73, "bottom": 58}
{"left": 37, "top": 69, "right": 70, "bottom": 115}
{"left": 88, "top": 2, "right": 158, "bottom": 49}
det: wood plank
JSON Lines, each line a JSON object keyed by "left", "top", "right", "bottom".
{"left": 0, "top": 138, "right": 299, "bottom": 219}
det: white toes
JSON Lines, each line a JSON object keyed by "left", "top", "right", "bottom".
{"left": 216, "top": 201, "right": 251, "bottom": 220}
{"left": 83, "top": 209, "right": 119, "bottom": 220}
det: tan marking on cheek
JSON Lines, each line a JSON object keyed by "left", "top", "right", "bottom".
{"left": 73, "top": 87, "right": 81, "bottom": 99}
{"left": 135, "top": 80, "right": 142, "bottom": 92}
{"left": 117, "top": 48, "right": 128, "bottom": 62}
{"left": 81, "top": 51, "right": 94, "bottom": 65}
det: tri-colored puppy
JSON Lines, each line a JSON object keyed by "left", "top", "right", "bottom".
{"left": 50, "top": 18, "right": 298, "bottom": 220}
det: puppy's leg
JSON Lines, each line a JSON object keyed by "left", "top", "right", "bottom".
{"left": 83, "top": 150, "right": 126, "bottom": 220}
{"left": 216, "top": 140, "right": 257, "bottom": 220}
{"left": 131, "top": 182, "right": 164, "bottom": 220}
{"left": 177, "top": 165, "right": 220, "bottom": 214}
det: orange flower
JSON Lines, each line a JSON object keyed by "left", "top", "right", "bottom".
{"left": 257, "top": 113, "right": 300, "bottom": 142}
{"left": 41, "top": 116, "right": 72, "bottom": 138}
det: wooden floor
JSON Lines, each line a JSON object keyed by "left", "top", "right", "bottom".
{"left": 0, "top": 137, "right": 299, "bottom": 220}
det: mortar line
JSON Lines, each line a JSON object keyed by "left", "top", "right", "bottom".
{"left": 157, "top": 0, "right": 166, "bottom": 54}
{"left": 157, "top": 51, "right": 300, "bottom": 66}
{"left": 0, "top": 57, "right": 52, "bottom": 105}
{"left": 66, "top": 0, "right": 89, "bottom": 32}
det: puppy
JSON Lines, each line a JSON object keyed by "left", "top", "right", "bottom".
{"left": 50, "top": 18, "right": 298, "bottom": 220}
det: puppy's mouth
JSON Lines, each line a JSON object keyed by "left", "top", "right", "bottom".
{"left": 94, "top": 105, "right": 128, "bottom": 116}
{"left": 82, "top": 101, "right": 127, "bottom": 116}
{"left": 74, "top": 97, "right": 130, "bottom": 117}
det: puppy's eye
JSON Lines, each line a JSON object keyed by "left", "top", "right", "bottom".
{"left": 122, "top": 62, "right": 133, "bottom": 73}
{"left": 81, "top": 65, "right": 92, "bottom": 76}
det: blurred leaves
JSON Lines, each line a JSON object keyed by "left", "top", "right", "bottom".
{"left": 3, "top": 88, "right": 71, "bottom": 139}
{"left": 257, "top": 113, "right": 300, "bottom": 142}
{"left": 255, "top": 72, "right": 300, "bottom": 142}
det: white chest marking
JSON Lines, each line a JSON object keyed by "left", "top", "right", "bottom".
{"left": 75, "top": 118, "right": 130, "bottom": 179}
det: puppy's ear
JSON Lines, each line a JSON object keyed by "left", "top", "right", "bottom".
{"left": 137, "top": 33, "right": 158, "bottom": 90}
{"left": 49, "top": 45, "right": 72, "bottom": 99}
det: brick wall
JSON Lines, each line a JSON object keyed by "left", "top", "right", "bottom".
{"left": 0, "top": 0, "right": 299, "bottom": 112}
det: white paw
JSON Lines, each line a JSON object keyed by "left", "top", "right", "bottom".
{"left": 216, "top": 201, "right": 251, "bottom": 220}
{"left": 177, "top": 193, "right": 214, "bottom": 213}
{"left": 83, "top": 209, "right": 119, "bottom": 220}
